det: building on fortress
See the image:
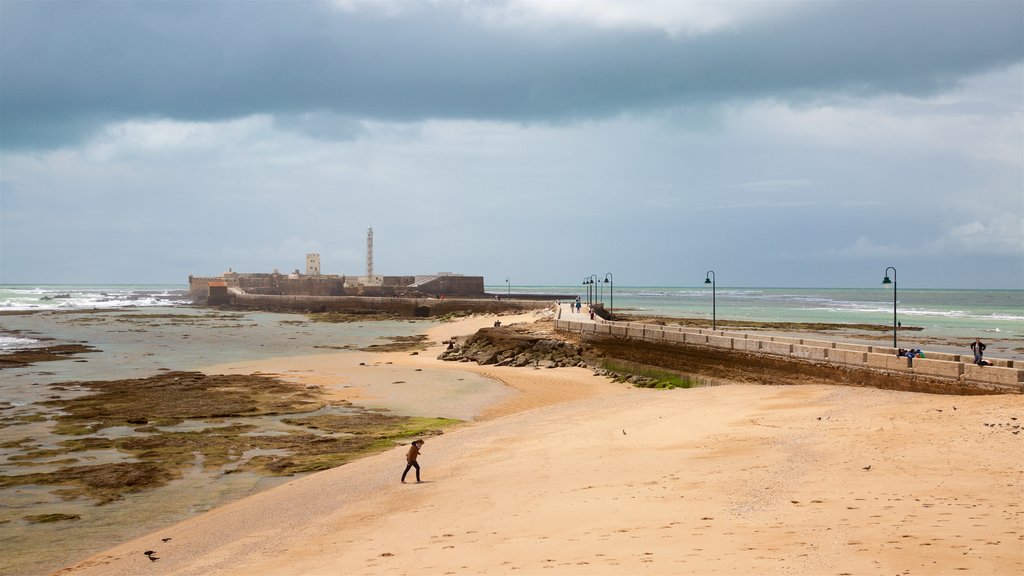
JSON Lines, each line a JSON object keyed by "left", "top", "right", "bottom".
{"left": 188, "top": 265, "right": 486, "bottom": 305}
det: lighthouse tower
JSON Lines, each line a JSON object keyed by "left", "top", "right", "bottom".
{"left": 366, "top": 227, "right": 374, "bottom": 279}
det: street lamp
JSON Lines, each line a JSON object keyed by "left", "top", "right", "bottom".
{"left": 505, "top": 277, "right": 510, "bottom": 296}
{"left": 582, "top": 276, "right": 592, "bottom": 306}
{"left": 603, "top": 273, "right": 614, "bottom": 316}
{"left": 587, "top": 274, "right": 599, "bottom": 306}
{"left": 882, "top": 266, "right": 897, "bottom": 348}
{"left": 704, "top": 270, "right": 716, "bottom": 330}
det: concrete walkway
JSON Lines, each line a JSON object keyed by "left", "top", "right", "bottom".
{"left": 558, "top": 300, "right": 600, "bottom": 323}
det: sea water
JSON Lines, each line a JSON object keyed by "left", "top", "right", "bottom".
{"left": 0, "top": 303, "right": 501, "bottom": 575}
{"left": 6, "top": 284, "right": 1019, "bottom": 342}
{"left": 495, "top": 285, "right": 1024, "bottom": 341}
{"left": 0, "top": 284, "right": 189, "bottom": 315}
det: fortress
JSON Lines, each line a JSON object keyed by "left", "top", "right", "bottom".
{"left": 190, "top": 228, "right": 487, "bottom": 306}
{"left": 188, "top": 261, "right": 485, "bottom": 304}
{"left": 186, "top": 229, "right": 565, "bottom": 316}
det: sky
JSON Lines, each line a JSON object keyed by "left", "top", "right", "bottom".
{"left": 1, "top": 0, "right": 1022, "bottom": 289}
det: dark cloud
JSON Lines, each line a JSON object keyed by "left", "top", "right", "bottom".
{"left": 1, "top": 0, "right": 1022, "bottom": 150}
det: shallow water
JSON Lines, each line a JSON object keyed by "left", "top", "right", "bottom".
{"left": 0, "top": 307, "right": 505, "bottom": 575}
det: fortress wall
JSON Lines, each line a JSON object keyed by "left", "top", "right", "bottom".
{"left": 414, "top": 276, "right": 485, "bottom": 296}
{"left": 230, "top": 293, "right": 547, "bottom": 317}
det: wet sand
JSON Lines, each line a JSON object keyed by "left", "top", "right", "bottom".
{"left": 54, "top": 311, "right": 1024, "bottom": 576}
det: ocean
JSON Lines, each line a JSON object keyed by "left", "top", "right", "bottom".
{"left": 493, "top": 285, "right": 1024, "bottom": 343}
{"left": 3, "top": 284, "right": 1022, "bottom": 351}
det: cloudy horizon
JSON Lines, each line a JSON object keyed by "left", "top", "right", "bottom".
{"left": 2, "top": 1, "right": 1022, "bottom": 288}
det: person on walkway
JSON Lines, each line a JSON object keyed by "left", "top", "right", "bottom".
{"left": 970, "top": 339, "right": 988, "bottom": 366}
{"left": 401, "top": 439, "right": 424, "bottom": 483}
{"left": 575, "top": 299, "right": 581, "bottom": 313}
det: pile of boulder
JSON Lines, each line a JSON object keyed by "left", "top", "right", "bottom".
{"left": 438, "top": 327, "right": 592, "bottom": 369}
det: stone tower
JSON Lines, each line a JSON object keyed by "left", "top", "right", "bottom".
{"left": 306, "top": 253, "right": 320, "bottom": 276}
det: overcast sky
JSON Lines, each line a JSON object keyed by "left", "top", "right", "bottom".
{"left": 1, "top": 0, "right": 1022, "bottom": 288}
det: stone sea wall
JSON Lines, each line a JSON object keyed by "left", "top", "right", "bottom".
{"left": 555, "top": 318, "right": 1024, "bottom": 394}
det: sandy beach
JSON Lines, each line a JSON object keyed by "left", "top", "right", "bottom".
{"left": 48, "top": 310, "right": 1024, "bottom": 576}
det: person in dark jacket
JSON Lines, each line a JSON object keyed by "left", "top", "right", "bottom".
{"left": 970, "top": 339, "right": 989, "bottom": 365}
{"left": 401, "top": 439, "right": 424, "bottom": 483}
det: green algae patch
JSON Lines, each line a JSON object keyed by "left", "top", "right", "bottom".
{"left": 0, "top": 462, "right": 180, "bottom": 504}
{"left": 308, "top": 311, "right": 406, "bottom": 323}
{"left": 11, "top": 458, "right": 80, "bottom": 468}
{"left": 601, "top": 359, "right": 694, "bottom": 390}
{"left": 248, "top": 414, "right": 459, "bottom": 476}
{"left": 0, "top": 344, "right": 97, "bottom": 369}
{"left": 24, "top": 513, "right": 81, "bottom": 523}
{"left": 3, "top": 371, "right": 461, "bottom": 502}
{"left": 51, "top": 422, "right": 96, "bottom": 436}
{"left": 116, "top": 424, "right": 263, "bottom": 470}
{"left": 282, "top": 413, "right": 458, "bottom": 437}
{"left": 14, "top": 413, "right": 48, "bottom": 423}
{"left": 359, "top": 334, "right": 430, "bottom": 352}
{"left": 0, "top": 436, "right": 36, "bottom": 449}
{"left": 43, "top": 371, "right": 325, "bottom": 434}
{"left": 286, "top": 414, "right": 460, "bottom": 440}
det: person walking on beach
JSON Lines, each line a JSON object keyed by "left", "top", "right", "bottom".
{"left": 970, "top": 338, "right": 988, "bottom": 366}
{"left": 401, "top": 439, "right": 424, "bottom": 483}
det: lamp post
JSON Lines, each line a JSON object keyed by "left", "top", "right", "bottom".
{"left": 704, "top": 270, "right": 716, "bottom": 330}
{"left": 882, "top": 266, "right": 897, "bottom": 348}
{"left": 588, "top": 274, "right": 599, "bottom": 306}
{"left": 582, "top": 276, "right": 591, "bottom": 306}
{"left": 603, "top": 273, "right": 614, "bottom": 316}
{"left": 505, "top": 277, "right": 510, "bottom": 296}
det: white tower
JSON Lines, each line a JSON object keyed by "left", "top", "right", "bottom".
{"left": 366, "top": 227, "right": 374, "bottom": 279}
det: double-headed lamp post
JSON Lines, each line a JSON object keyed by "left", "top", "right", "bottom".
{"left": 603, "top": 273, "right": 614, "bottom": 316}
{"left": 582, "top": 276, "right": 592, "bottom": 306}
{"left": 882, "top": 266, "right": 897, "bottom": 348}
{"left": 704, "top": 270, "right": 716, "bottom": 330}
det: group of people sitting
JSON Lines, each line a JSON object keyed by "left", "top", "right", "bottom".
{"left": 894, "top": 339, "right": 994, "bottom": 366}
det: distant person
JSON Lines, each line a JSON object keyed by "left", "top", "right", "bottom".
{"left": 970, "top": 339, "right": 988, "bottom": 366}
{"left": 575, "top": 300, "right": 581, "bottom": 313}
{"left": 401, "top": 439, "right": 424, "bottom": 483}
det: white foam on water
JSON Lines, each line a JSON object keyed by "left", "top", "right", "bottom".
{"left": 0, "top": 335, "right": 43, "bottom": 351}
